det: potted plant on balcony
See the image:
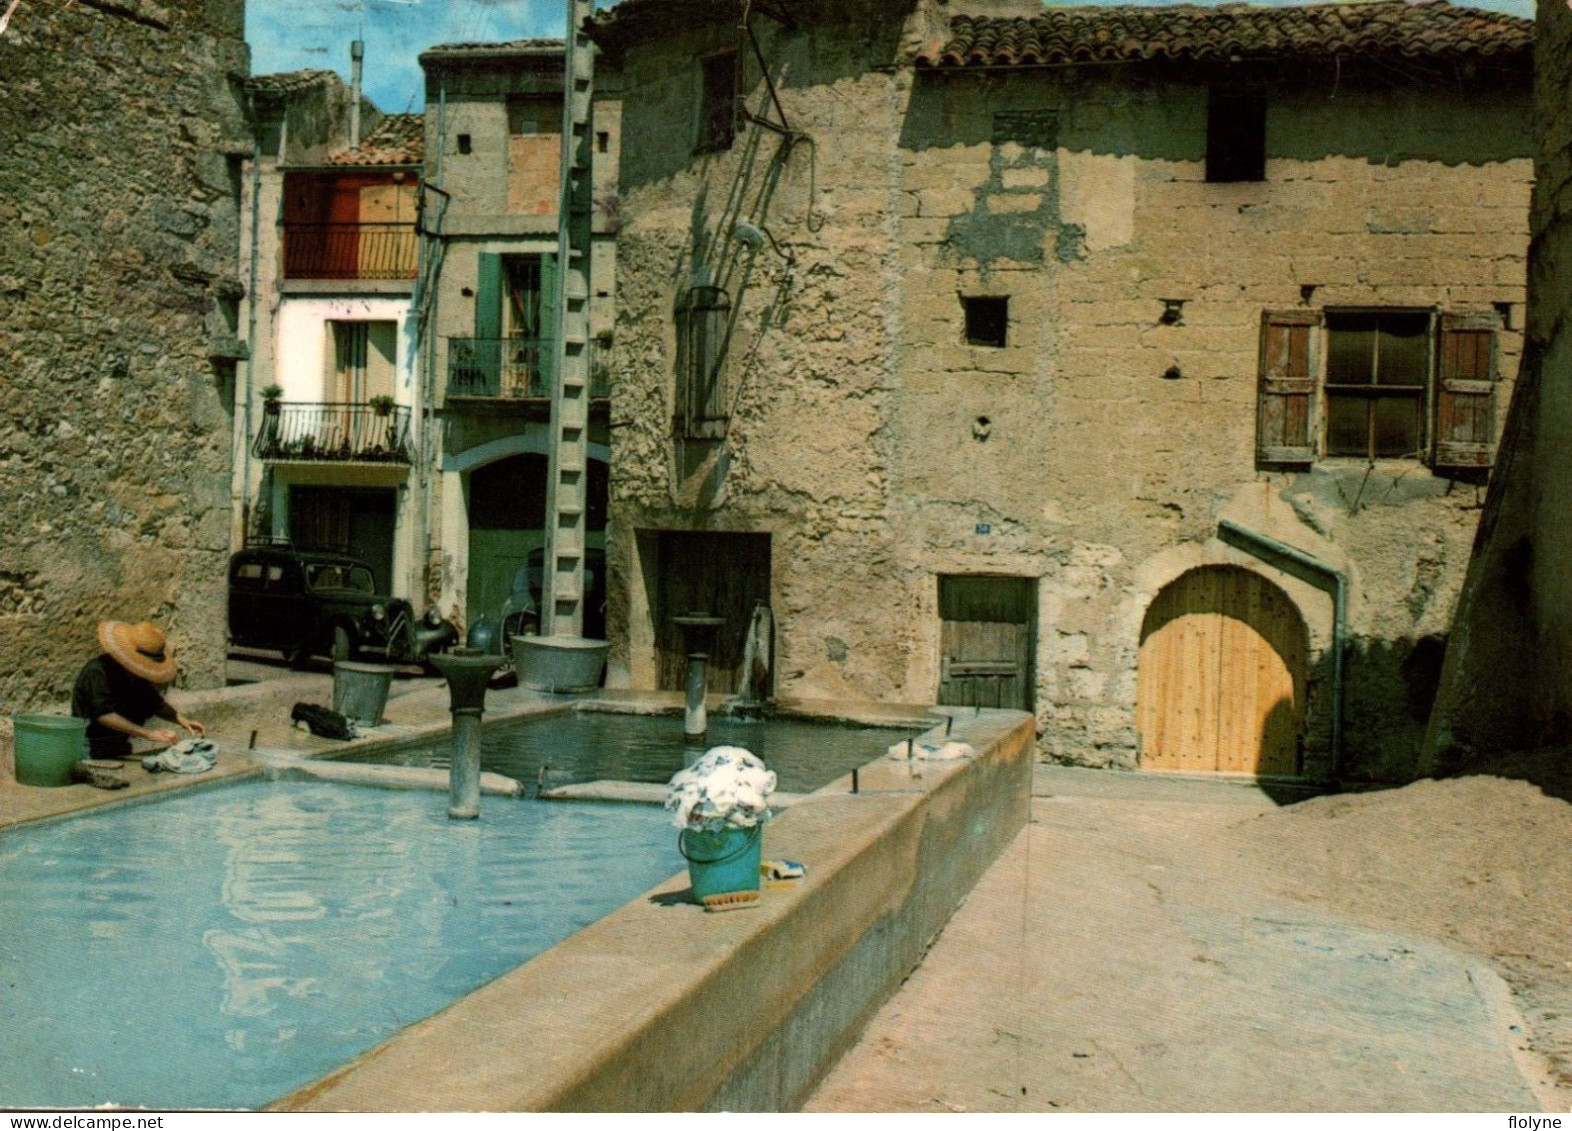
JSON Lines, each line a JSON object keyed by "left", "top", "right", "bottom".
{"left": 665, "top": 746, "right": 776, "bottom": 910}
{"left": 368, "top": 394, "right": 396, "bottom": 417}
{"left": 260, "top": 384, "right": 283, "bottom": 415}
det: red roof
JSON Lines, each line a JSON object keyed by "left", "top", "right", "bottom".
{"left": 328, "top": 114, "right": 424, "bottom": 167}
{"left": 915, "top": 1, "right": 1530, "bottom": 69}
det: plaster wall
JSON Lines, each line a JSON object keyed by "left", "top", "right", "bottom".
{"left": 0, "top": 0, "right": 249, "bottom": 705}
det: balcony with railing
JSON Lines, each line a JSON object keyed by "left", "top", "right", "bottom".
{"left": 282, "top": 223, "right": 419, "bottom": 281}
{"left": 252, "top": 403, "right": 414, "bottom": 464}
{"left": 446, "top": 337, "right": 612, "bottom": 402}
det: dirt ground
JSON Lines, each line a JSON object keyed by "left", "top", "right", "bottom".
{"left": 808, "top": 757, "right": 1572, "bottom": 1112}
{"left": 1227, "top": 748, "right": 1572, "bottom": 1094}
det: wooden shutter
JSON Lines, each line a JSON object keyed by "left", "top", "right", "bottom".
{"left": 1433, "top": 312, "right": 1498, "bottom": 470}
{"left": 1257, "top": 310, "right": 1320, "bottom": 466}
{"left": 473, "top": 253, "right": 504, "bottom": 395}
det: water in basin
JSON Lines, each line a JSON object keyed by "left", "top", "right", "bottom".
{"left": 0, "top": 780, "right": 681, "bottom": 1110}
{"left": 344, "top": 712, "right": 920, "bottom": 792}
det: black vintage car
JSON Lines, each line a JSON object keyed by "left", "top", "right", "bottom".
{"left": 228, "top": 543, "right": 455, "bottom": 665}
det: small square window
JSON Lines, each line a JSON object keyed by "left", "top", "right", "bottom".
{"left": 963, "top": 296, "right": 1009, "bottom": 348}
{"left": 1206, "top": 90, "right": 1265, "bottom": 183}
{"left": 457, "top": 133, "right": 473, "bottom": 155}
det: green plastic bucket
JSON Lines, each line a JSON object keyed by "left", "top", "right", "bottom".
{"left": 12, "top": 713, "right": 88, "bottom": 787}
{"left": 678, "top": 824, "right": 763, "bottom": 902}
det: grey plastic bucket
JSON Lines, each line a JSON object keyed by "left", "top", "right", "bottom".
{"left": 13, "top": 713, "right": 88, "bottom": 787}
{"left": 332, "top": 662, "right": 397, "bottom": 727}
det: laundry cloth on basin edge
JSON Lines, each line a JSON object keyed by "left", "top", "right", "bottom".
{"left": 142, "top": 738, "right": 218, "bottom": 775}
{"left": 762, "top": 859, "right": 806, "bottom": 881}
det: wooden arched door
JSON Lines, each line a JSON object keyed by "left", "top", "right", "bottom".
{"left": 1136, "top": 566, "right": 1307, "bottom": 776}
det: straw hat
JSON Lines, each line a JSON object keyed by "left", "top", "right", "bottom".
{"left": 98, "top": 620, "right": 177, "bottom": 684}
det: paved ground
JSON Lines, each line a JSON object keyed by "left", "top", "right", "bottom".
{"left": 805, "top": 765, "right": 1551, "bottom": 1113}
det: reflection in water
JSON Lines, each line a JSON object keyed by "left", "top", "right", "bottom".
{"left": 0, "top": 780, "right": 680, "bottom": 1110}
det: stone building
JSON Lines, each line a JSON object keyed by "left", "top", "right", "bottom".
{"left": 415, "top": 40, "right": 617, "bottom": 638}
{"left": 0, "top": 0, "right": 250, "bottom": 705}
{"left": 586, "top": 0, "right": 1532, "bottom": 783}
{"left": 236, "top": 67, "right": 424, "bottom": 610}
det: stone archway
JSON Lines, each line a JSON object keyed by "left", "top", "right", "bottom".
{"left": 1136, "top": 565, "right": 1309, "bottom": 776}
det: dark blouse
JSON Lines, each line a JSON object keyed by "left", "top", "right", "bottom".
{"left": 70, "top": 654, "right": 166, "bottom": 758}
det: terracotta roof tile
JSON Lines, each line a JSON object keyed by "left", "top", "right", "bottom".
{"left": 328, "top": 113, "right": 424, "bottom": 167}
{"left": 914, "top": 1, "right": 1531, "bottom": 70}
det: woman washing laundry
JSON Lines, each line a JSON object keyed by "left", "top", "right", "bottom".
{"left": 70, "top": 620, "right": 206, "bottom": 760}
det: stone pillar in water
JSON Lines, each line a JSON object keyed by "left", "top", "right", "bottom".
{"left": 429, "top": 650, "right": 505, "bottom": 820}
{"left": 673, "top": 616, "right": 726, "bottom": 743}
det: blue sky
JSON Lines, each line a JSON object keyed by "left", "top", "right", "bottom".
{"left": 247, "top": 0, "right": 606, "bottom": 113}
{"left": 247, "top": 0, "right": 1536, "bottom": 115}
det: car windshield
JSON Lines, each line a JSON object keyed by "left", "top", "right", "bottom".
{"left": 306, "top": 563, "right": 376, "bottom": 593}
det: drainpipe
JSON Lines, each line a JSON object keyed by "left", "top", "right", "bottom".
{"left": 1216, "top": 519, "right": 1347, "bottom": 781}
{"left": 240, "top": 93, "right": 262, "bottom": 545}
{"left": 349, "top": 39, "right": 365, "bottom": 150}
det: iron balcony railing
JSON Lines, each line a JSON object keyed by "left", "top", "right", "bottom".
{"left": 446, "top": 337, "right": 611, "bottom": 401}
{"left": 252, "top": 402, "right": 413, "bottom": 464}
{"left": 282, "top": 223, "right": 419, "bottom": 281}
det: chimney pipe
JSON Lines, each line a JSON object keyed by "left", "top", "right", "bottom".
{"left": 349, "top": 39, "right": 365, "bottom": 149}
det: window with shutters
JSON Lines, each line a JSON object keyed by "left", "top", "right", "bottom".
{"left": 676, "top": 285, "right": 731, "bottom": 439}
{"left": 1257, "top": 308, "right": 1500, "bottom": 472}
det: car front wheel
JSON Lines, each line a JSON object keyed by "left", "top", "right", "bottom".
{"left": 330, "top": 625, "right": 353, "bottom": 663}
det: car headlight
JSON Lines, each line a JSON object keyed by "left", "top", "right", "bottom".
{"left": 371, "top": 604, "right": 386, "bottom": 621}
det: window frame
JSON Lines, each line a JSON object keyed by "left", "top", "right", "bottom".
{"left": 1320, "top": 308, "right": 1434, "bottom": 462}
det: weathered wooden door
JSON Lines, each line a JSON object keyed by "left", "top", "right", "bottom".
{"left": 655, "top": 532, "right": 771, "bottom": 694}
{"left": 937, "top": 576, "right": 1035, "bottom": 710}
{"left": 1136, "top": 566, "right": 1307, "bottom": 776}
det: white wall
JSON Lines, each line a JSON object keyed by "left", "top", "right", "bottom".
{"left": 273, "top": 296, "right": 417, "bottom": 404}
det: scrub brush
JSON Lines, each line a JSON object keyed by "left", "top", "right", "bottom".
{"left": 701, "top": 891, "right": 762, "bottom": 912}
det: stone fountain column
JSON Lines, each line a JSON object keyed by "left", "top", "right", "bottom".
{"left": 429, "top": 648, "right": 505, "bottom": 819}
{"left": 673, "top": 614, "right": 726, "bottom": 744}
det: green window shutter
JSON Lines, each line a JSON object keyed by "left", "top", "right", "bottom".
{"left": 539, "top": 253, "right": 558, "bottom": 392}
{"left": 475, "top": 253, "right": 503, "bottom": 339}
{"left": 473, "top": 253, "right": 503, "bottom": 395}
{"left": 1257, "top": 310, "right": 1320, "bottom": 467}
{"left": 1433, "top": 311, "right": 1499, "bottom": 470}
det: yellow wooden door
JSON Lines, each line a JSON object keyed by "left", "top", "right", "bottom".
{"left": 1136, "top": 566, "right": 1306, "bottom": 776}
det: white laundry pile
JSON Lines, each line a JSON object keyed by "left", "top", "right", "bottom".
{"left": 886, "top": 737, "right": 975, "bottom": 761}
{"left": 142, "top": 738, "right": 219, "bottom": 775}
{"left": 665, "top": 745, "right": 777, "bottom": 833}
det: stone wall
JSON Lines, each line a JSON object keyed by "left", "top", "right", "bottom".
{"left": 1426, "top": 0, "right": 1572, "bottom": 767}
{"left": 599, "top": 1, "right": 1531, "bottom": 780}
{"left": 0, "top": 0, "right": 248, "bottom": 707}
